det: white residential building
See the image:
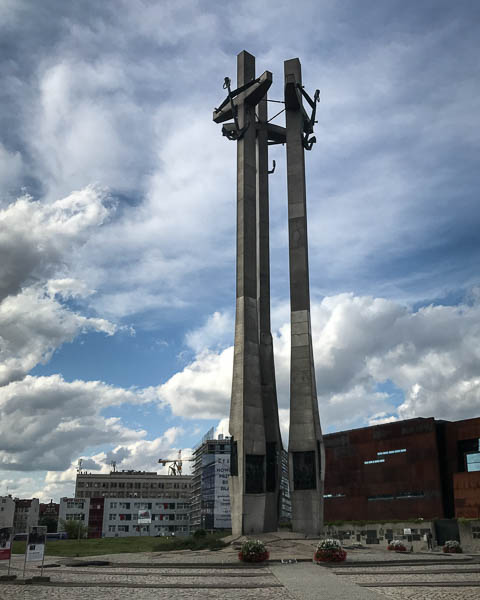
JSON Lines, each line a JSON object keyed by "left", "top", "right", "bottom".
{"left": 58, "top": 498, "right": 90, "bottom": 531}
{"left": 102, "top": 497, "right": 191, "bottom": 537}
{"left": 13, "top": 498, "right": 39, "bottom": 533}
{"left": 0, "top": 496, "right": 15, "bottom": 528}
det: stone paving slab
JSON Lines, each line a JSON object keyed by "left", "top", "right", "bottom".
{"left": 370, "top": 587, "right": 480, "bottom": 600}
{"left": 271, "top": 561, "right": 387, "bottom": 600}
{"left": 0, "top": 586, "right": 294, "bottom": 600}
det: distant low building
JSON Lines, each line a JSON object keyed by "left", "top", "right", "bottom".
{"left": 13, "top": 498, "right": 39, "bottom": 533}
{"left": 75, "top": 470, "right": 191, "bottom": 500}
{"left": 103, "top": 497, "right": 191, "bottom": 537}
{"left": 73, "top": 469, "right": 192, "bottom": 537}
{"left": 39, "top": 499, "right": 59, "bottom": 532}
{"left": 0, "top": 496, "right": 15, "bottom": 528}
{"left": 58, "top": 498, "right": 90, "bottom": 532}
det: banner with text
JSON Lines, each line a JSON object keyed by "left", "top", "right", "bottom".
{"left": 214, "top": 454, "right": 231, "bottom": 529}
{"left": 0, "top": 527, "right": 13, "bottom": 561}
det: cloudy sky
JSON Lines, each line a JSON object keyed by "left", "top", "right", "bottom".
{"left": 1, "top": 0, "right": 479, "bottom": 501}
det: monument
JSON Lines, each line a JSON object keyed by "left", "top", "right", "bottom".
{"left": 284, "top": 59, "right": 325, "bottom": 535}
{"left": 213, "top": 51, "right": 324, "bottom": 535}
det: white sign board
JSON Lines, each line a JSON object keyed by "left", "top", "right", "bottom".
{"left": 138, "top": 510, "right": 151, "bottom": 524}
{"left": 26, "top": 526, "right": 47, "bottom": 562}
{"left": 214, "top": 454, "right": 231, "bottom": 529}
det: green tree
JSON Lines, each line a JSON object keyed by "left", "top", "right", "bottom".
{"left": 59, "top": 519, "right": 88, "bottom": 540}
{"left": 39, "top": 515, "right": 58, "bottom": 533}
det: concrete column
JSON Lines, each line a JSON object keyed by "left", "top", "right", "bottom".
{"left": 284, "top": 57, "right": 325, "bottom": 535}
{"left": 257, "top": 95, "right": 283, "bottom": 532}
{"left": 229, "top": 50, "right": 266, "bottom": 535}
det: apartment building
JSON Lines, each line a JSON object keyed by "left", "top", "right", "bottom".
{"left": 58, "top": 497, "right": 90, "bottom": 530}
{"left": 13, "top": 498, "right": 39, "bottom": 533}
{"left": 102, "top": 497, "right": 191, "bottom": 537}
{"left": 72, "top": 470, "right": 192, "bottom": 537}
{"left": 0, "top": 496, "right": 15, "bottom": 528}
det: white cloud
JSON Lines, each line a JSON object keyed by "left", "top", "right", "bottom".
{"left": 0, "top": 374, "right": 151, "bottom": 472}
{"left": 155, "top": 294, "right": 480, "bottom": 431}
{"left": 158, "top": 347, "right": 233, "bottom": 420}
{"left": 0, "top": 186, "right": 108, "bottom": 301}
{"left": 0, "top": 286, "right": 115, "bottom": 385}
{"left": 185, "top": 311, "right": 233, "bottom": 354}
{"left": 32, "top": 428, "right": 188, "bottom": 501}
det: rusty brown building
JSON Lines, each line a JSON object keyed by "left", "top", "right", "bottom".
{"left": 323, "top": 416, "right": 480, "bottom": 522}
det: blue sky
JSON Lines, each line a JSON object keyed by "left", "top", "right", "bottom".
{"left": 1, "top": 0, "right": 480, "bottom": 500}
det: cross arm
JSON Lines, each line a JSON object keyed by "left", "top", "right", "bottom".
{"left": 213, "top": 70, "right": 273, "bottom": 124}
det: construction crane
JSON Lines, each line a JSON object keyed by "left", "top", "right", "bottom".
{"left": 158, "top": 450, "right": 194, "bottom": 476}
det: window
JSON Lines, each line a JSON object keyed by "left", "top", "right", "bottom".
{"left": 368, "top": 494, "right": 394, "bottom": 501}
{"left": 119, "top": 502, "right": 130, "bottom": 509}
{"left": 118, "top": 525, "right": 129, "bottom": 532}
{"left": 364, "top": 459, "right": 385, "bottom": 465}
{"left": 377, "top": 449, "right": 406, "bottom": 456}
{"left": 397, "top": 491, "right": 424, "bottom": 499}
{"left": 466, "top": 449, "right": 480, "bottom": 472}
{"left": 323, "top": 493, "right": 346, "bottom": 499}
{"left": 110, "top": 502, "right": 117, "bottom": 509}
{"left": 108, "top": 525, "right": 116, "bottom": 532}
{"left": 109, "top": 514, "right": 117, "bottom": 520}
{"left": 119, "top": 514, "right": 132, "bottom": 521}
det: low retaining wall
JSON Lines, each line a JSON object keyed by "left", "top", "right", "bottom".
{"left": 324, "top": 519, "right": 480, "bottom": 552}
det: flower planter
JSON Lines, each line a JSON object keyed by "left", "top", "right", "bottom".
{"left": 388, "top": 540, "right": 407, "bottom": 552}
{"left": 238, "top": 539, "right": 269, "bottom": 563}
{"left": 443, "top": 541, "right": 462, "bottom": 553}
{"left": 314, "top": 549, "right": 347, "bottom": 563}
{"left": 238, "top": 550, "right": 270, "bottom": 563}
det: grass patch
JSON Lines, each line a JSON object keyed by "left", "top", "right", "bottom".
{"left": 12, "top": 532, "right": 226, "bottom": 558}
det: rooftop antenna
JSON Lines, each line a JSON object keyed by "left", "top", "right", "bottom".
{"left": 110, "top": 460, "right": 117, "bottom": 473}
{"left": 76, "top": 459, "right": 83, "bottom": 474}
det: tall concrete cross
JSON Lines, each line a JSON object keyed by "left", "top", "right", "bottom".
{"left": 213, "top": 50, "right": 283, "bottom": 535}
{"left": 284, "top": 58, "right": 325, "bottom": 535}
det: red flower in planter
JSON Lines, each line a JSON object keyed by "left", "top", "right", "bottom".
{"left": 388, "top": 540, "right": 407, "bottom": 552}
{"left": 238, "top": 540, "right": 270, "bottom": 563}
{"left": 314, "top": 548, "right": 347, "bottom": 563}
{"left": 238, "top": 550, "right": 270, "bottom": 562}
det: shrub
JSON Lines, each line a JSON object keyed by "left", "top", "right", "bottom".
{"left": 59, "top": 519, "right": 88, "bottom": 540}
{"left": 238, "top": 539, "right": 269, "bottom": 563}
{"left": 443, "top": 540, "right": 462, "bottom": 553}
{"left": 193, "top": 529, "right": 207, "bottom": 539}
{"left": 387, "top": 539, "right": 407, "bottom": 552}
{"left": 314, "top": 539, "right": 347, "bottom": 562}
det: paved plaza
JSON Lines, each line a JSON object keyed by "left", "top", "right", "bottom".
{"left": 1, "top": 536, "right": 479, "bottom": 599}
